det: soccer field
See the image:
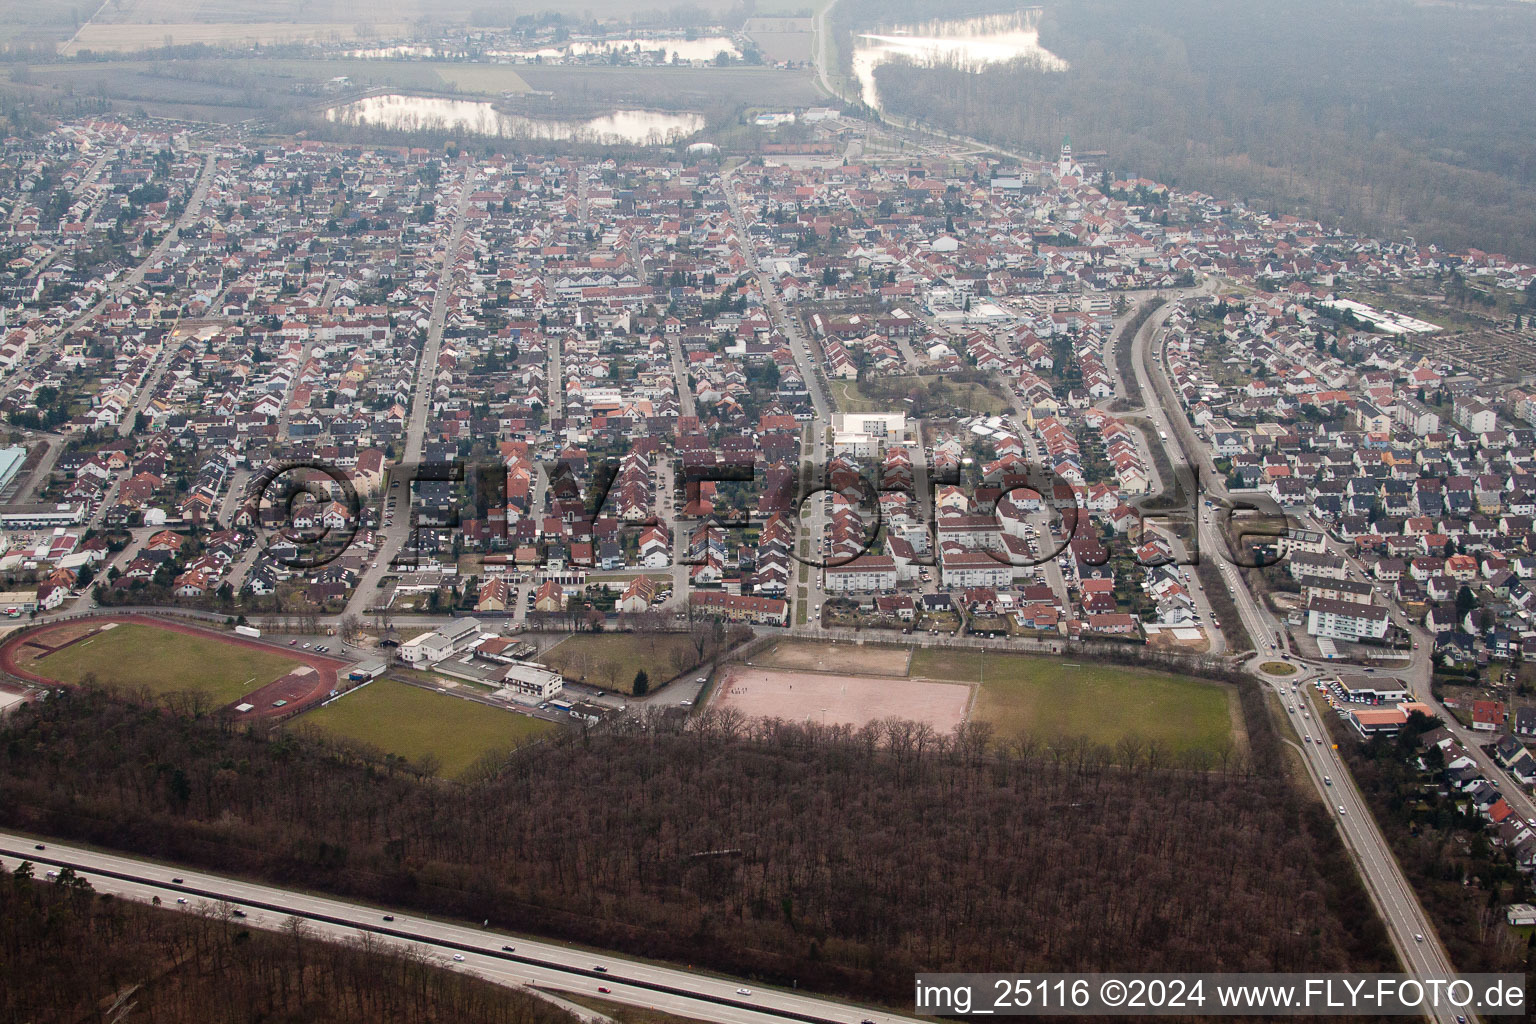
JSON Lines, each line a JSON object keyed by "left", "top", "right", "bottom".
{"left": 293, "top": 679, "right": 554, "bottom": 779}
{"left": 38, "top": 623, "right": 300, "bottom": 705}
{"left": 910, "top": 650, "right": 1235, "bottom": 756}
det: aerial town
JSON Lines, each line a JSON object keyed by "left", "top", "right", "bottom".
{"left": 4, "top": 55, "right": 1536, "bottom": 1018}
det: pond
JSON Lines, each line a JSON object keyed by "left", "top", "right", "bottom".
{"left": 851, "top": 8, "right": 1068, "bottom": 110}
{"left": 326, "top": 94, "right": 706, "bottom": 145}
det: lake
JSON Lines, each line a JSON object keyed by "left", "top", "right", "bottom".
{"left": 851, "top": 8, "right": 1068, "bottom": 110}
{"left": 325, "top": 95, "right": 706, "bottom": 145}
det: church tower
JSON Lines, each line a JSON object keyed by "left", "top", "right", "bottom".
{"left": 1057, "top": 134, "right": 1077, "bottom": 179}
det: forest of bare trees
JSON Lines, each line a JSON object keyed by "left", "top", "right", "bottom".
{"left": 856, "top": 0, "right": 1536, "bottom": 259}
{"left": 0, "top": 688, "right": 1392, "bottom": 1003}
{"left": 1, "top": 863, "right": 583, "bottom": 1024}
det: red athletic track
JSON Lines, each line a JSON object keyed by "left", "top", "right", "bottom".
{"left": 0, "top": 614, "right": 346, "bottom": 719}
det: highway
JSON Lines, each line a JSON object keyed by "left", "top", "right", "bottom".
{"left": 1134, "top": 293, "right": 1471, "bottom": 1024}
{"left": 0, "top": 832, "right": 916, "bottom": 1024}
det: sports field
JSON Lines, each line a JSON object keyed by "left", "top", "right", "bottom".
{"left": 293, "top": 679, "right": 553, "bottom": 779}
{"left": 910, "top": 649, "right": 1234, "bottom": 756}
{"left": 35, "top": 622, "right": 300, "bottom": 705}
{"left": 541, "top": 632, "right": 700, "bottom": 694}
{"left": 714, "top": 666, "right": 970, "bottom": 733}
{"left": 755, "top": 638, "right": 911, "bottom": 675}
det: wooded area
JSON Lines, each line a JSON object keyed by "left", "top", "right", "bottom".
{"left": 0, "top": 863, "right": 582, "bottom": 1024}
{"left": 854, "top": 0, "right": 1536, "bottom": 259}
{"left": 0, "top": 688, "right": 1393, "bottom": 1003}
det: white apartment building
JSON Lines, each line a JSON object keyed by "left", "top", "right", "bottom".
{"left": 825, "top": 554, "right": 898, "bottom": 593}
{"left": 1306, "top": 598, "right": 1390, "bottom": 642}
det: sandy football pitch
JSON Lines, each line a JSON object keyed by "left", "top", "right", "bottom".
{"left": 714, "top": 666, "right": 969, "bottom": 733}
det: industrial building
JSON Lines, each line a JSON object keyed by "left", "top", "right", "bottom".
{"left": 0, "top": 445, "right": 26, "bottom": 494}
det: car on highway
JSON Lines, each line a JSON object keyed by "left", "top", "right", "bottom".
{"left": 172, "top": 877, "right": 182, "bottom": 883}
{"left": 598, "top": 987, "right": 611, "bottom": 994}
{"left": 1337, "top": 805, "right": 1346, "bottom": 815}
{"left": 1324, "top": 776, "right": 1331, "bottom": 786}
{"left": 176, "top": 897, "right": 188, "bottom": 904}
{"left": 232, "top": 909, "right": 246, "bottom": 918}
{"left": 594, "top": 966, "right": 608, "bottom": 973}
{"left": 737, "top": 988, "right": 752, "bottom": 995}
{"left": 1414, "top": 933, "right": 1424, "bottom": 943}
{"left": 382, "top": 915, "right": 394, "bottom": 922}
{"left": 289, "top": 639, "right": 297, "bottom": 646}
{"left": 33, "top": 844, "right": 43, "bottom": 850}
{"left": 680, "top": 699, "right": 692, "bottom": 707}
{"left": 453, "top": 954, "right": 465, "bottom": 962}
{"left": 502, "top": 945, "right": 515, "bottom": 952}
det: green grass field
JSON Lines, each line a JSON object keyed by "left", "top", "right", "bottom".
{"left": 541, "top": 632, "right": 701, "bottom": 694}
{"left": 911, "top": 650, "right": 1234, "bottom": 755}
{"left": 293, "top": 679, "right": 552, "bottom": 779}
{"left": 833, "top": 376, "right": 1010, "bottom": 416}
{"left": 38, "top": 623, "right": 300, "bottom": 705}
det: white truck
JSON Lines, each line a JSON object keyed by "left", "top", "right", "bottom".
{"left": 234, "top": 625, "right": 261, "bottom": 638}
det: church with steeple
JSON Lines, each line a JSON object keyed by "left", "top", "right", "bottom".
{"left": 1057, "top": 134, "right": 1083, "bottom": 180}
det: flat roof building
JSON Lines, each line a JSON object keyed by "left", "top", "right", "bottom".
{"left": 496, "top": 661, "right": 564, "bottom": 702}
{"left": 398, "top": 617, "right": 483, "bottom": 665}
{"left": 1331, "top": 673, "right": 1410, "bottom": 704}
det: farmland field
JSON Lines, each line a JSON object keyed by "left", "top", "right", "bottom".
{"left": 512, "top": 65, "right": 820, "bottom": 113}
{"left": 64, "top": 22, "right": 412, "bottom": 55}
{"left": 90, "top": 0, "right": 738, "bottom": 23}
{"left": 910, "top": 649, "right": 1236, "bottom": 756}
{"left": 36, "top": 622, "right": 300, "bottom": 704}
{"left": 541, "top": 632, "right": 701, "bottom": 693}
{"left": 292, "top": 678, "right": 552, "bottom": 779}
